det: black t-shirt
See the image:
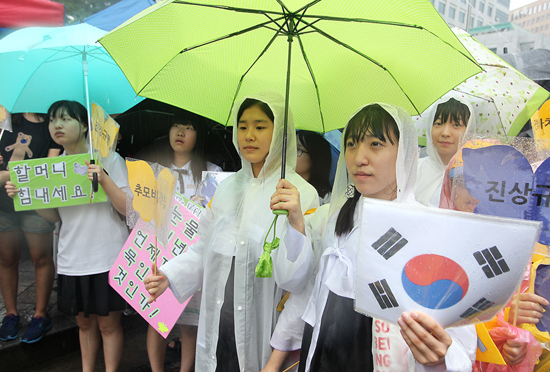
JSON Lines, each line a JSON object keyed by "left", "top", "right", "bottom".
{"left": 0, "top": 115, "right": 62, "bottom": 213}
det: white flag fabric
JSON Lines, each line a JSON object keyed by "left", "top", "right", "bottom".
{"left": 355, "top": 198, "right": 541, "bottom": 328}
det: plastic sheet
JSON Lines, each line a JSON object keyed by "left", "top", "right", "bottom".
{"left": 473, "top": 312, "right": 542, "bottom": 372}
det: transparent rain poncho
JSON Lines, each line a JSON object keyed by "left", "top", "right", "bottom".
{"left": 161, "top": 91, "right": 319, "bottom": 372}
{"left": 414, "top": 92, "right": 477, "bottom": 206}
{"left": 273, "top": 103, "right": 476, "bottom": 372}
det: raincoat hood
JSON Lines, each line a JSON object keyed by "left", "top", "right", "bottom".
{"left": 415, "top": 92, "right": 477, "bottom": 206}
{"left": 232, "top": 91, "right": 297, "bottom": 180}
{"left": 329, "top": 102, "right": 418, "bottom": 217}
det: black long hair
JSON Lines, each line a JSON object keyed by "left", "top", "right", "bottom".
{"left": 172, "top": 112, "right": 207, "bottom": 186}
{"left": 47, "top": 100, "right": 88, "bottom": 140}
{"left": 296, "top": 130, "right": 332, "bottom": 198}
{"left": 11, "top": 113, "right": 48, "bottom": 126}
{"left": 433, "top": 98, "right": 470, "bottom": 127}
{"left": 135, "top": 111, "right": 208, "bottom": 186}
{"left": 335, "top": 104, "right": 399, "bottom": 237}
{"left": 237, "top": 98, "right": 274, "bottom": 122}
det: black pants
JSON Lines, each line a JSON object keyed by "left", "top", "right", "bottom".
{"left": 215, "top": 259, "right": 240, "bottom": 372}
{"left": 298, "top": 291, "right": 373, "bottom": 372}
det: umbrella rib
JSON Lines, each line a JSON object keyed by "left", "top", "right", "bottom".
{"left": 178, "top": 17, "right": 285, "bottom": 54}
{"left": 274, "top": 0, "right": 291, "bottom": 14}
{"left": 173, "top": 1, "right": 286, "bottom": 17}
{"left": 301, "top": 20, "right": 385, "bottom": 69}
{"left": 296, "top": 19, "right": 321, "bottom": 34}
{"left": 452, "top": 89, "right": 507, "bottom": 133}
{"left": 137, "top": 17, "right": 286, "bottom": 97}
{"left": 299, "top": 14, "right": 428, "bottom": 28}
{"left": 294, "top": 0, "right": 321, "bottom": 15}
{"left": 300, "top": 15, "right": 479, "bottom": 66}
{"left": 302, "top": 20, "right": 421, "bottom": 114}
{"left": 224, "top": 32, "right": 283, "bottom": 125}
{"left": 296, "top": 34, "right": 326, "bottom": 133}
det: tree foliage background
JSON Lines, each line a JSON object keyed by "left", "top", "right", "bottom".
{"left": 53, "top": 0, "right": 123, "bottom": 24}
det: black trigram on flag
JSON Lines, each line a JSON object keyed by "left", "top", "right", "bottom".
{"left": 369, "top": 279, "right": 399, "bottom": 309}
{"left": 473, "top": 246, "right": 510, "bottom": 279}
{"left": 371, "top": 227, "right": 408, "bottom": 260}
{"left": 460, "top": 297, "right": 495, "bottom": 319}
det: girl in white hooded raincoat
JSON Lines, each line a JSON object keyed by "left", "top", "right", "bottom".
{"left": 414, "top": 93, "right": 476, "bottom": 207}
{"left": 145, "top": 91, "right": 319, "bottom": 372}
{"left": 270, "top": 103, "right": 477, "bottom": 372}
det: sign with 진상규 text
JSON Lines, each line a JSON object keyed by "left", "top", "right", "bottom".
{"left": 109, "top": 193, "right": 202, "bottom": 338}
{"left": 9, "top": 153, "right": 106, "bottom": 211}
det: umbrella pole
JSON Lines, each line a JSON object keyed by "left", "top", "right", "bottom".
{"left": 82, "top": 48, "right": 99, "bottom": 195}
{"left": 272, "top": 24, "right": 294, "bottom": 218}
{"left": 281, "top": 29, "right": 294, "bottom": 181}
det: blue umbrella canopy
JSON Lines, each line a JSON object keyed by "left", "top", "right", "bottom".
{"left": 0, "top": 23, "right": 143, "bottom": 115}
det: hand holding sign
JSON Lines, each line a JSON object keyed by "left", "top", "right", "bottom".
{"left": 109, "top": 194, "right": 201, "bottom": 338}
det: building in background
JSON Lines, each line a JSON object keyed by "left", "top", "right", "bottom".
{"left": 430, "top": 0, "right": 510, "bottom": 30}
{"left": 470, "top": 22, "right": 548, "bottom": 53}
{"left": 510, "top": 0, "right": 550, "bottom": 37}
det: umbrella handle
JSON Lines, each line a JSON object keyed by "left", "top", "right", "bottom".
{"left": 90, "top": 159, "right": 99, "bottom": 193}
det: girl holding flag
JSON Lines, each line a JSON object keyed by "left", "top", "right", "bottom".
{"left": 6, "top": 100, "right": 129, "bottom": 372}
{"left": 268, "top": 103, "right": 477, "bottom": 372}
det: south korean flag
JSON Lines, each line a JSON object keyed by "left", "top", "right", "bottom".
{"left": 355, "top": 198, "right": 541, "bottom": 328}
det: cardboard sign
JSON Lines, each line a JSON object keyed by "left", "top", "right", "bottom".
{"left": 109, "top": 193, "right": 202, "bottom": 337}
{"left": 91, "top": 103, "right": 119, "bottom": 159}
{"left": 9, "top": 153, "right": 106, "bottom": 211}
{"left": 355, "top": 198, "right": 540, "bottom": 328}
{"left": 463, "top": 145, "right": 550, "bottom": 245}
{"left": 531, "top": 100, "right": 550, "bottom": 142}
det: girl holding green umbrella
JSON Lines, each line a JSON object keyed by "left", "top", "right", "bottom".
{"left": 144, "top": 92, "right": 319, "bottom": 372}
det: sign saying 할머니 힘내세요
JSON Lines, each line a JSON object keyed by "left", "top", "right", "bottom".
{"left": 9, "top": 153, "right": 106, "bottom": 211}
{"left": 109, "top": 193, "right": 202, "bottom": 338}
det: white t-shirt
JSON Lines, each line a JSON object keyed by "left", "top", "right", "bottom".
{"left": 57, "top": 153, "right": 130, "bottom": 276}
{"left": 171, "top": 161, "right": 222, "bottom": 200}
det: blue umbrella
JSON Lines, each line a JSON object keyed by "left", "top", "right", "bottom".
{"left": 0, "top": 23, "right": 143, "bottom": 189}
{"left": 0, "top": 23, "right": 143, "bottom": 116}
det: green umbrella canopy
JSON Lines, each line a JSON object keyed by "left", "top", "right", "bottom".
{"left": 100, "top": 0, "right": 482, "bottom": 132}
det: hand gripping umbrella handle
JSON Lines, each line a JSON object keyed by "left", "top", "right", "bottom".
{"left": 273, "top": 208, "right": 289, "bottom": 216}
{"left": 90, "top": 159, "right": 99, "bottom": 193}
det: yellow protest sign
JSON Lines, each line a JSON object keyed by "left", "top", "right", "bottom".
{"left": 475, "top": 323, "right": 506, "bottom": 365}
{"left": 156, "top": 168, "right": 175, "bottom": 230}
{"left": 126, "top": 160, "right": 176, "bottom": 228}
{"left": 91, "top": 103, "right": 119, "bottom": 159}
{"left": 0, "top": 104, "right": 11, "bottom": 131}
{"left": 127, "top": 160, "right": 157, "bottom": 222}
{"left": 532, "top": 100, "right": 550, "bottom": 153}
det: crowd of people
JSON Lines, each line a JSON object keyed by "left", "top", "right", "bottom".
{"left": 0, "top": 91, "right": 547, "bottom": 372}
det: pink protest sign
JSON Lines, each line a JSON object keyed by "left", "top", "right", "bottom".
{"left": 109, "top": 193, "right": 202, "bottom": 337}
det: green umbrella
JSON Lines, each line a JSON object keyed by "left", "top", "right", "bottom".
{"left": 100, "top": 0, "right": 483, "bottom": 276}
{"left": 100, "top": 0, "right": 481, "bottom": 136}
